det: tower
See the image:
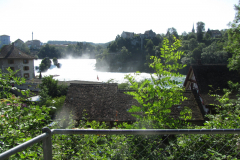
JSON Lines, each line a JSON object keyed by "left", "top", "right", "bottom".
{"left": 192, "top": 24, "right": 195, "bottom": 33}
{"left": 32, "top": 32, "right": 33, "bottom": 41}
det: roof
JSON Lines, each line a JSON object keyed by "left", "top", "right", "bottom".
{"left": 62, "top": 83, "right": 137, "bottom": 121}
{"left": 61, "top": 83, "right": 204, "bottom": 122}
{"left": 211, "top": 30, "right": 221, "bottom": 34}
{"left": 0, "top": 35, "right": 10, "bottom": 37}
{"left": 184, "top": 65, "right": 240, "bottom": 105}
{"left": 144, "top": 30, "right": 153, "bottom": 34}
{"left": 14, "top": 39, "right": 24, "bottom": 43}
{"left": 0, "top": 44, "right": 35, "bottom": 59}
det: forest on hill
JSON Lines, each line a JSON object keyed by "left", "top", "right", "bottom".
{"left": 96, "top": 22, "right": 230, "bottom": 74}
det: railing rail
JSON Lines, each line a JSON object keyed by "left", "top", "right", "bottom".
{"left": 0, "top": 128, "right": 240, "bottom": 160}
{"left": 0, "top": 133, "right": 49, "bottom": 160}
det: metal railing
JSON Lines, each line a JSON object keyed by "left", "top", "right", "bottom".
{"left": 0, "top": 128, "right": 240, "bottom": 160}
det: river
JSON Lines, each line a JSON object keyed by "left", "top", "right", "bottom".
{"left": 34, "top": 59, "right": 185, "bottom": 84}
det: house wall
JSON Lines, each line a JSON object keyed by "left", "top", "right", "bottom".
{"left": 0, "top": 59, "right": 35, "bottom": 79}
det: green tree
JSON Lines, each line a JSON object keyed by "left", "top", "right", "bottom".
{"left": 39, "top": 57, "right": 51, "bottom": 72}
{"left": 125, "top": 36, "right": 188, "bottom": 129}
{"left": 201, "top": 42, "right": 228, "bottom": 64}
{"left": 53, "top": 57, "right": 58, "bottom": 66}
{"left": 38, "top": 44, "right": 61, "bottom": 58}
{"left": 118, "top": 46, "right": 131, "bottom": 63}
{"left": 226, "top": 2, "right": 240, "bottom": 71}
{"left": 188, "top": 38, "right": 198, "bottom": 51}
{"left": 196, "top": 21, "right": 205, "bottom": 42}
{"left": 39, "top": 76, "right": 68, "bottom": 99}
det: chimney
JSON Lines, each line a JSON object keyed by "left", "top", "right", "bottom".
{"left": 12, "top": 42, "right": 15, "bottom": 49}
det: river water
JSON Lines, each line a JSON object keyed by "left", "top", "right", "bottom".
{"left": 34, "top": 59, "right": 185, "bottom": 84}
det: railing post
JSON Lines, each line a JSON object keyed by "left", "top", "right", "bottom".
{"left": 42, "top": 127, "right": 52, "bottom": 160}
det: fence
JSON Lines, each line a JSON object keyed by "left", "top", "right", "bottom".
{"left": 0, "top": 128, "right": 240, "bottom": 159}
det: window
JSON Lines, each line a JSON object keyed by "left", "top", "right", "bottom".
{"left": 24, "top": 73, "right": 29, "bottom": 78}
{"left": 23, "top": 59, "right": 29, "bottom": 64}
{"left": 23, "top": 66, "right": 29, "bottom": 71}
{"left": 8, "top": 59, "right": 14, "bottom": 64}
{"left": 10, "top": 67, "right": 14, "bottom": 71}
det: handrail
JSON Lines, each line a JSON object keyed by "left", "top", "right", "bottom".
{"left": 0, "top": 133, "right": 49, "bottom": 160}
{"left": 51, "top": 128, "right": 240, "bottom": 135}
{"left": 1, "top": 128, "right": 240, "bottom": 160}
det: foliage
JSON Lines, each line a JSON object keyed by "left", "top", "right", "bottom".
{"left": 0, "top": 69, "right": 52, "bottom": 158}
{"left": 164, "top": 82, "right": 240, "bottom": 159}
{"left": 39, "top": 76, "right": 68, "bottom": 100}
{"left": 0, "top": 68, "right": 27, "bottom": 99}
{"left": 188, "top": 38, "right": 198, "bottom": 51}
{"left": 124, "top": 36, "right": 188, "bottom": 129}
{"left": 53, "top": 57, "right": 58, "bottom": 66}
{"left": 226, "top": 2, "right": 240, "bottom": 71}
{"left": 39, "top": 57, "right": 52, "bottom": 72}
{"left": 197, "top": 21, "right": 205, "bottom": 42}
{"left": 119, "top": 46, "right": 131, "bottom": 63}
{"left": 201, "top": 42, "right": 228, "bottom": 64}
{"left": 38, "top": 44, "right": 61, "bottom": 59}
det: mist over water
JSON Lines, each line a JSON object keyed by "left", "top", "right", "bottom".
{"left": 34, "top": 59, "right": 156, "bottom": 83}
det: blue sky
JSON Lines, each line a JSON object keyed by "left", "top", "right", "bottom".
{"left": 0, "top": 0, "right": 238, "bottom": 43}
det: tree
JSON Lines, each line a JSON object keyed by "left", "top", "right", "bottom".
{"left": 166, "top": 27, "right": 179, "bottom": 43}
{"left": 118, "top": 46, "right": 131, "bottom": 63}
{"left": 188, "top": 32, "right": 197, "bottom": 40}
{"left": 188, "top": 38, "right": 198, "bottom": 51}
{"left": 39, "top": 76, "right": 68, "bottom": 99}
{"left": 39, "top": 57, "right": 51, "bottom": 72}
{"left": 53, "top": 57, "right": 58, "bottom": 66}
{"left": 196, "top": 21, "right": 205, "bottom": 42}
{"left": 226, "top": 2, "right": 240, "bottom": 71}
{"left": 145, "top": 39, "right": 155, "bottom": 56}
{"left": 38, "top": 44, "right": 61, "bottom": 58}
{"left": 125, "top": 36, "right": 188, "bottom": 129}
{"left": 201, "top": 42, "right": 228, "bottom": 64}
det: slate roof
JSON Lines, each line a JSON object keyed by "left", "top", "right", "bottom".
{"left": 0, "top": 44, "right": 35, "bottom": 59}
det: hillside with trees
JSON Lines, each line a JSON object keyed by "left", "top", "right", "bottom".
{"left": 95, "top": 24, "right": 231, "bottom": 74}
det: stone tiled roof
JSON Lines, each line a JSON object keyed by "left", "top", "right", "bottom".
{"left": 0, "top": 44, "right": 35, "bottom": 59}
{"left": 62, "top": 83, "right": 204, "bottom": 122}
{"left": 62, "top": 83, "right": 138, "bottom": 121}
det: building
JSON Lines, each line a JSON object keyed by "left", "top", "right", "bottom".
{"left": 0, "top": 43, "right": 35, "bottom": 79}
{"left": 14, "top": 39, "right": 24, "bottom": 48}
{"left": 25, "top": 40, "right": 42, "bottom": 49}
{"left": 0, "top": 35, "right": 10, "bottom": 48}
{"left": 144, "top": 30, "right": 156, "bottom": 38}
{"left": 61, "top": 82, "right": 205, "bottom": 126}
{"left": 121, "top": 31, "right": 134, "bottom": 39}
{"left": 211, "top": 30, "right": 222, "bottom": 38}
{"left": 183, "top": 64, "right": 240, "bottom": 114}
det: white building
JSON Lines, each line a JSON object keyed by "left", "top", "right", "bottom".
{"left": 0, "top": 43, "right": 35, "bottom": 79}
{"left": 0, "top": 35, "right": 10, "bottom": 48}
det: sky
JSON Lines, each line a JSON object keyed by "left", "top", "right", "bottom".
{"left": 0, "top": 0, "right": 238, "bottom": 43}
